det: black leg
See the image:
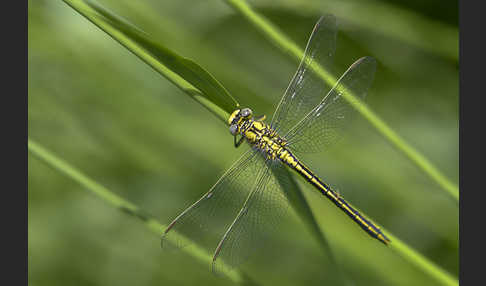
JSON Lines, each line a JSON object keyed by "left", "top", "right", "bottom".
{"left": 234, "top": 135, "right": 245, "bottom": 148}
{"left": 254, "top": 115, "right": 267, "bottom": 121}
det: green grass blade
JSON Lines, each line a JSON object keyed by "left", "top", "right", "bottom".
{"left": 223, "top": 0, "right": 458, "bottom": 203}
{"left": 387, "top": 233, "right": 458, "bottom": 286}
{"left": 259, "top": 0, "right": 458, "bottom": 62}
{"left": 28, "top": 138, "right": 259, "bottom": 285}
{"left": 62, "top": 0, "right": 238, "bottom": 123}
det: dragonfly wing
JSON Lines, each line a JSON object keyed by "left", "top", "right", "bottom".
{"left": 212, "top": 159, "right": 290, "bottom": 273}
{"left": 285, "top": 56, "right": 377, "bottom": 153}
{"left": 162, "top": 149, "right": 266, "bottom": 251}
{"left": 270, "top": 15, "right": 337, "bottom": 136}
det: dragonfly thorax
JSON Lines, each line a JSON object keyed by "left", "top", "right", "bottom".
{"left": 228, "top": 108, "right": 287, "bottom": 160}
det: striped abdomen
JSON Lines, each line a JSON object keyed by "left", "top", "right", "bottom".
{"left": 278, "top": 149, "right": 390, "bottom": 245}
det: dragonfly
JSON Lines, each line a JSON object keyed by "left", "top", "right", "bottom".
{"left": 162, "top": 15, "right": 390, "bottom": 272}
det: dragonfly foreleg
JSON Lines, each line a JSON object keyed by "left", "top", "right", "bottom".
{"left": 234, "top": 134, "right": 245, "bottom": 148}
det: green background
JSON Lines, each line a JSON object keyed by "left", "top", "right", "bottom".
{"left": 28, "top": 0, "right": 458, "bottom": 285}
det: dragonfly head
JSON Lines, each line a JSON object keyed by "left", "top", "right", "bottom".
{"left": 228, "top": 108, "right": 253, "bottom": 135}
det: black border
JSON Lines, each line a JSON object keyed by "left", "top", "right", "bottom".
{"left": 459, "top": 0, "right": 483, "bottom": 285}
{"left": 7, "top": 0, "right": 28, "bottom": 285}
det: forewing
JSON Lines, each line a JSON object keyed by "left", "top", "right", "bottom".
{"left": 285, "top": 57, "right": 377, "bottom": 153}
{"left": 162, "top": 149, "right": 265, "bottom": 251}
{"left": 270, "top": 15, "right": 337, "bottom": 136}
{"left": 211, "top": 159, "right": 290, "bottom": 273}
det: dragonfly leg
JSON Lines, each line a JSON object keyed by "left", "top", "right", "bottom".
{"left": 234, "top": 135, "right": 245, "bottom": 148}
{"left": 254, "top": 114, "right": 266, "bottom": 121}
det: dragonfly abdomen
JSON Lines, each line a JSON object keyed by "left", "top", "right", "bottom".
{"left": 279, "top": 150, "right": 390, "bottom": 245}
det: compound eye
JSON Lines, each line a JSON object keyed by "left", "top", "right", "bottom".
{"left": 229, "top": 124, "right": 238, "bottom": 136}
{"left": 241, "top": 108, "right": 252, "bottom": 117}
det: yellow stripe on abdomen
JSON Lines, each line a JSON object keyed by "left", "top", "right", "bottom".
{"left": 280, "top": 150, "right": 390, "bottom": 245}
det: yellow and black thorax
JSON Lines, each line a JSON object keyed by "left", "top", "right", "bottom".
{"left": 228, "top": 108, "right": 289, "bottom": 160}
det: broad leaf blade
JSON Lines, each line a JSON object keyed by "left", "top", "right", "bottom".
{"left": 67, "top": 0, "right": 239, "bottom": 114}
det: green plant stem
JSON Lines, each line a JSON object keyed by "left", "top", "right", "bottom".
{"left": 259, "top": 0, "right": 458, "bottom": 62}
{"left": 28, "top": 138, "right": 257, "bottom": 285}
{"left": 62, "top": 0, "right": 229, "bottom": 124}
{"left": 386, "top": 233, "right": 458, "bottom": 286}
{"left": 224, "top": 0, "right": 458, "bottom": 203}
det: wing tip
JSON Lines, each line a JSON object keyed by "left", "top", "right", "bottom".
{"left": 160, "top": 226, "right": 172, "bottom": 248}
{"left": 351, "top": 56, "right": 376, "bottom": 69}
{"left": 315, "top": 14, "right": 336, "bottom": 30}
{"left": 349, "top": 57, "right": 377, "bottom": 80}
{"left": 210, "top": 243, "right": 226, "bottom": 276}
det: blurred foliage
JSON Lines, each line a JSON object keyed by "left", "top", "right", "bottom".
{"left": 28, "top": 0, "right": 458, "bottom": 285}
